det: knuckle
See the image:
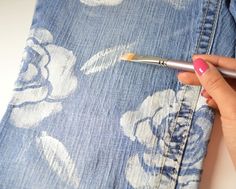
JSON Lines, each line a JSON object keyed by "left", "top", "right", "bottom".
{"left": 204, "top": 75, "right": 223, "bottom": 93}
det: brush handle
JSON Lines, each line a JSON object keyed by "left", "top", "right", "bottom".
{"left": 167, "top": 60, "right": 236, "bottom": 79}
{"left": 125, "top": 55, "right": 236, "bottom": 79}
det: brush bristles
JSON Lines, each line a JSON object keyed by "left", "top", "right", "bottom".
{"left": 120, "top": 53, "right": 136, "bottom": 61}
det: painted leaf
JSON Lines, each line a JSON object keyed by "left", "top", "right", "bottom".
{"left": 80, "top": 0, "right": 123, "bottom": 6}
{"left": 36, "top": 132, "right": 80, "bottom": 188}
{"left": 10, "top": 101, "right": 62, "bottom": 128}
{"left": 80, "top": 44, "right": 133, "bottom": 75}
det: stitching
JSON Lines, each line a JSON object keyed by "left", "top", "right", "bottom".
{"left": 156, "top": 86, "right": 185, "bottom": 188}
{"left": 171, "top": 0, "right": 223, "bottom": 188}
{"left": 171, "top": 87, "right": 198, "bottom": 189}
{"left": 169, "top": 3, "right": 212, "bottom": 186}
{"left": 207, "top": 0, "right": 222, "bottom": 54}
{"left": 169, "top": 86, "right": 191, "bottom": 188}
{"left": 152, "top": 0, "right": 222, "bottom": 188}
{"left": 168, "top": 86, "right": 188, "bottom": 188}
{"left": 195, "top": 0, "right": 211, "bottom": 52}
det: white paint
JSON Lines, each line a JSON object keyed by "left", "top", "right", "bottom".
{"left": 29, "top": 28, "right": 53, "bottom": 44}
{"left": 10, "top": 86, "right": 48, "bottom": 106}
{"left": 126, "top": 153, "right": 196, "bottom": 189}
{"left": 177, "top": 176, "right": 199, "bottom": 188}
{"left": 135, "top": 119, "right": 157, "bottom": 149}
{"left": 121, "top": 89, "right": 180, "bottom": 188}
{"left": 10, "top": 28, "right": 78, "bottom": 128}
{"left": 194, "top": 117, "right": 211, "bottom": 141}
{"left": 125, "top": 155, "right": 169, "bottom": 189}
{"left": 10, "top": 101, "right": 62, "bottom": 128}
{"left": 121, "top": 86, "right": 207, "bottom": 188}
{"left": 143, "top": 152, "right": 175, "bottom": 168}
{"left": 16, "top": 42, "right": 49, "bottom": 89}
{"left": 80, "top": 0, "right": 123, "bottom": 6}
{"left": 20, "top": 63, "right": 38, "bottom": 82}
{"left": 80, "top": 0, "right": 186, "bottom": 9}
{"left": 120, "top": 89, "right": 179, "bottom": 145}
{"left": 36, "top": 132, "right": 80, "bottom": 188}
{"left": 195, "top": 90, "right": 207, "bottom": 111}
{"left": 27, "top": 40, "right": 48, "bottom": 57}
{"left": 80, "top": 44, "right": 133, "bottom": 75}
{"left": 176, "top": 85, "right": 198, "bottom": 103}
{"left": 167, "top": 0, "right": 188, "bottom": 10}
{"left": 46, "top": 45, "right": 78, "bottom": 99}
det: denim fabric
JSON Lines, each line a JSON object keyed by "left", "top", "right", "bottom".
{"left": 0, "top": 0, "right": 236, "bottom": 189}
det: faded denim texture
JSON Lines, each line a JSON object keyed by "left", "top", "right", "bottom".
{"left": 0, "top": 0, "right": 236, "bottom": 188}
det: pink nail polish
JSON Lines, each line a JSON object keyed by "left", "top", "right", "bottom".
{"left": 200, "top": 91, "right": 204, "bottom": 96}
{"left": 193, "top": 58, "right": 209, "bottom": 76}
{"left": 200, "top": 89, "right": 206, "bottom": 96}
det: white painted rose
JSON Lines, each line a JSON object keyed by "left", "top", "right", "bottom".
{"left": 121, "top": 88, "right": 211, "bottom": 188}
{"left": 10, "top": 28, "right": 78, "bottom": 128}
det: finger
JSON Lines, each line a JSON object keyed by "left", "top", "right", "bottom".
{"left": 193, "top": 54, "right": 236, "bottom": 71}
{"left": 193, "top": 58, "right": 236, "bottom": 116}
{"left": 178, "top": 71, "right": 236, "bottom": 90}
{"left": 177, "top": 72, "right": 200, "bottom": 85}
{"left": 206, "top": 98, "right": 218, "bottom": 110}
{"left": 201, "top": 89, "right": 212, "bottom": 99}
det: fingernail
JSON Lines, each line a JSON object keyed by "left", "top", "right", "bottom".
{"left": 201, "top": 91, "right": 204, "bottom": 96}
{"left": 200, "top": 89, "right": 206, "bottom": 96}
{"left": 193, "top": 58, "right": 209, "bottom": 76}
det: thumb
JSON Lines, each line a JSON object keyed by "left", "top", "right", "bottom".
{"left": 193, "top": 58, "right": 236, "bottom": 116}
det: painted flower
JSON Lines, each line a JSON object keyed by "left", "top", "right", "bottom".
{"left": 120, "top": 87, "right": 213, "bottom": 188}
{"left": 9, "top": 28, "right": 78, "bottom": 128}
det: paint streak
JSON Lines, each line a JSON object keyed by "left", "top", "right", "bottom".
{"left": 135, "top": 119, "right": 158, "bottom": 149}
{"left": 29, "top": 28, "right": 53, "bottom": 44}
{"left": 195, "top": 93, "right": 207, "bottom": 111}
{"left": 10, "top": 101, "right": 62, "bottom": 128}
{"left": 80, "top": 0, "right": 123, "bottom": 6}
{"left": 125, "top": 155, "right": 169, "bottom": 188}
{"left": 36, "top": 132, "right": 80, "bottom": 188}
{"left": 143, "top": 152, "right": 175, "bottom": 168}
{"left": 80, "top": 44, "right": 133, "bottom": 75}
{"left": 20, "top": 63, "right": 38, "bottom": 82}
{"left": 11, "top": 86, "right": 48, "bottom": 106}
{"left": 167, "top": 0, "right": 188, "bottom": 10}
{"left": 46, "top": 45, "right": 78, "bottom": 99}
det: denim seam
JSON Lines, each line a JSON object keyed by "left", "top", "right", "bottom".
{"left": 207, "top": 0, "right": 222, "bottom": 54}
{"left": 157, "top": 86, "right": 186, "bottom": 188}
{"left": 167, "top": 86, "right": 189, "bottom": 189}
{"left": 195, "top": 0, "right": 211, "bottom": 52}
{"left": 169, "top": 86, "right": 196, "bottom": 188}
{"left": 163, "top": 0, "right": 222, "bottom": 188}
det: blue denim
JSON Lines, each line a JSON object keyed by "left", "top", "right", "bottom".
{"left": 0, "top": 0, "right": 236, "bottom": 188}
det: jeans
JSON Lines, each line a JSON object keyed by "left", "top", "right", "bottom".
{"left": 0, "top": 0, "right": 236, "bottom": 188}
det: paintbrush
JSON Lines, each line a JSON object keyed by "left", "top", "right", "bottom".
{"left": 120, "top": 53, "right": 236, "bottom": 79}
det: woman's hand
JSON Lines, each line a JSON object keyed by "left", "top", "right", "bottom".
{"left": 177, "top": 54, "right": 236, "bottom": 168}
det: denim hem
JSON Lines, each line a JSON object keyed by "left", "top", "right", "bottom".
{"left": 171, "top": 0, "right": 222, "bottom": 188}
